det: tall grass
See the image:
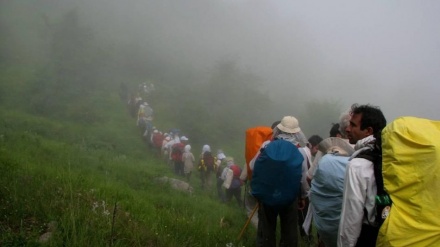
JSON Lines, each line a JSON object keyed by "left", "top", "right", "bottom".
{"left": 0, "top": 106, "right": 260, "bottom": 246}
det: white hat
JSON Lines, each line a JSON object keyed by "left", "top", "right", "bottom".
{"left": 217, "top": 152, "right": 226, "bottom": 160}
{"left": 277, "top": 116, "right": 301, "bottom": 134}
{"left": 181, "top": 136, "right": 189, "bottom": 141}
{"left": 202, "top": 144, "right": 211, "bottom": 153}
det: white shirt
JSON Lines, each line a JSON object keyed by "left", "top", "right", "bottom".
{"left": 337, "top": 137, "right": 377, "bottom": 247}
{"left": 298, "top": 147, "right": 311, "bottom": 197}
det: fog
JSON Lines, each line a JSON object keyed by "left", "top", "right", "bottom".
{"left": 6, "top": 0, "right": 440, "bottom": 123}
{"left": 73, "top": 0, "right": 439, "bottom": 121}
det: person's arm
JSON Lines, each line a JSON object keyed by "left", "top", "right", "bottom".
{"left": 220, "top": 167, "right": 228, "bottom": 180}
{"left": 338, "top": 159, "right": 368, "bottom": 247}
{"left": 239, "top": 166, "right": 247, "bottom": 181}
{"left": 307, "top": 150, "right": 323, "bottom": 183}
{"left": 298, "top": 148, "right": 310, "bottom": 198}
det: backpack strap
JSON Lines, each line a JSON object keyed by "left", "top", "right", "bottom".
{"left": 357, "top": 149, "right": 391, "bottom": 227}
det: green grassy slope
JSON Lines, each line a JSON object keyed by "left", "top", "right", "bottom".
{"left": 0, "top": 97, "right": 257, "bottom": 246}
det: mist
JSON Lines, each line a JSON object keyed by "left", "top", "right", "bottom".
{"left": 3, "top": 0, "right": 440, "bottom": 131}
{"left": 81, "top": 1, "right": 439, "bottom": 116}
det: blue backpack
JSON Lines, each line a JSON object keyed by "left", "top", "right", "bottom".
{"left": 251, "top": 139, "right": 304, "bottom": 207}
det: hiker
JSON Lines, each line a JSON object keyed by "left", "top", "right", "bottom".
{"left": 171, "top": 136, "right": 188, "bottom": 176}
{"left": 377, "top": 117, "right": 440, "bottom": 246}
{"left": 240, "top": 121, "right": 280, "bottom": 230}
{"left": 337, "top": 104, "right": 387, "bottom": 247}
{"left": 139, "top": 102, "right": 153, "bottom": 140}
{"left": 252, "top": 116, "right": 309, "bottom": 247}
{"left": 216, "top": 150, "right": 227, "bottom": 202}
{"left": 297, "top": 134, "right": 322, "bottom": 243}
{"left": 198, "top": 144, "right": 215, "bottom": 189}
{"left": 302, "top": 111, "right": 352, "bottom": 246}
{"left": 134, "top": 94, "right": 143, "bottom": 120}
{"left": 182, "top": 144, "right": 195, "bottom": 181}
{"left": 329, "top": 123, "right": 342, "bottom": 138}
{"left": 307, "top": 135, "right": 323, "bottom": 159}
{"left": 161, "top": 135, "right": 171, "bottom": 162}
{"left": 222, "top": 157, "right": 243, "bottom": 206}
{"left": 147, "top": 126, "right": 157, "bottom": 148}
{"left": 164, "top": 133, "right": 180, "bottom": 166}
{"left": 307, "top": 118, "right": 355, "bottom": 247}
{"left": 307, "top": 110, "right": 352, "bottom": 182}
{"left": 151, "top": 130, "right": 164, "bottom": 156}
{"left": 138, "top": 101, "right": 153, "bottom": 141}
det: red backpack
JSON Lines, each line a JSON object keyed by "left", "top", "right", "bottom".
{"left": 152, "top": 133, "right": 164, "bottom": 149}
{"left": 203, "top": 152, "right": 215, "bottom": 172}
{"left": 230, "top": 164, "right": 242, "bottom": 178}
{"left": 171, "top": 143, "right": 185, "bottom": 162}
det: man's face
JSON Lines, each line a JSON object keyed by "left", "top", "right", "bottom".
{"left": 345, "top": 113, "right": 372, "bottom": 144}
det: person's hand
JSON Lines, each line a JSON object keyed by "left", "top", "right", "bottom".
{"left": 298, "top": 198, "right": 306, "bottom": 210}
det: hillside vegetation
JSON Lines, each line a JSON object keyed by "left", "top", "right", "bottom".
{"left": 0, "top": 95, "right": 260, "bottom": 246}
{"left": 0, "top": 2, "right": 335, "bottom": 246}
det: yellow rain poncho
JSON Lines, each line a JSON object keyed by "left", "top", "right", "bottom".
{"left": 377, "top": 117, "right": 440, "bottom": 247}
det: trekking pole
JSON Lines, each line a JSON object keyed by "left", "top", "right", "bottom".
{"left": 237, "top": 203, "right": 259, "bottom": 240}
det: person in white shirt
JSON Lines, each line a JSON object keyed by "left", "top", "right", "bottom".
{"left": 337, "top": 104, "right": 387, "bottom": 247}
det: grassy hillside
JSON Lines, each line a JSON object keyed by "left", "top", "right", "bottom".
{"left": 0, "top": 99, "right": 258, "bottom": 246}
{"left": 0, "top": 3, "right": 322, "bottom": 245}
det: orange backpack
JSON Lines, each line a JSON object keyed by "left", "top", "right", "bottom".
{"left": 245, "top": 126, "right": 273, "bottom": 180}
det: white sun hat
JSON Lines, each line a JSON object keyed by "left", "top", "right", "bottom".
{"left": 277, "top": 116, "right": 301, "bottom": 134}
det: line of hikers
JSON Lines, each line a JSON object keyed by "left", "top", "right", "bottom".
{"left": 241, "top": 105, "right": 386, "bottom": 247}
{"left": 122, "top": 86, "right": 439, "bottom": 247}
{"left": 243, "top": 104, "right": 440, "bottom": 247}
{"left": 123, "top": 84, "right": 245, "bottom": 207}
{"left": 158, "top": 133, "right": 245, "bottom": 206}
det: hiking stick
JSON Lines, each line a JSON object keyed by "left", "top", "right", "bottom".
{"left": 237, "top": 203, "right": 259, "bottom": 240}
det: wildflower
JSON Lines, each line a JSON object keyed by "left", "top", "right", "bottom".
{"left": 103, "top": 210, "right": 110, "bottom": 216}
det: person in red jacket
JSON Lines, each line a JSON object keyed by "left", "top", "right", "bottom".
{"left": 224, "top": 158, "right": 243, "bottom": 207}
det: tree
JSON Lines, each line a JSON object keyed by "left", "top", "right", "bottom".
{"left": 29, "top": 8, "right": 106, "bottom": 122}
